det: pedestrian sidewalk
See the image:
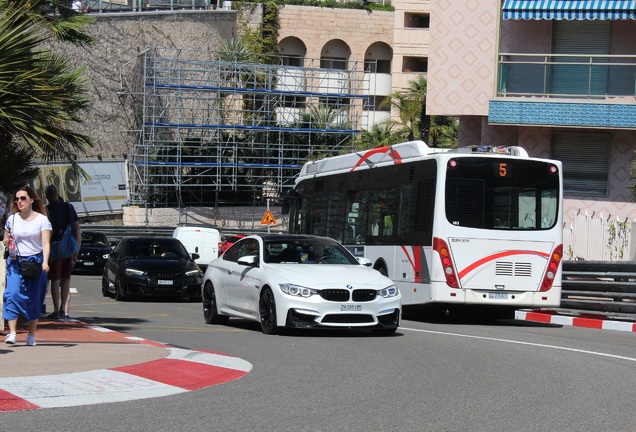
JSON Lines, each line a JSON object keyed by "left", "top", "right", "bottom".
{"left": 0, "top": 319, "right": 169, "bottom": 378}
{"left": 0, "top": 318, "right": 252, "bottom": 412}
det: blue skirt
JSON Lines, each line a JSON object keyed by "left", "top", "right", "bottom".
{"left": 3, "top": 253, "right": 48, "bottom": 321}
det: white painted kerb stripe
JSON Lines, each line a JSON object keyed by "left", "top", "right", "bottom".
{"left": 86, "top": 325, "right": 117, "bottom": 333}
{"left": 0, "top": 370, "right": 186, "bottom": 408}
{"left": 167, "top": 348, "right": 253, "bottom": 372}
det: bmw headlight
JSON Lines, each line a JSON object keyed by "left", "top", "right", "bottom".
{"left": 279, "top": 283, "right": 318, "bottom": 298}
{"left": 186, "top": 269, "right": 202, "bottom": 277}
{"left": 125, "top": 268, "right": 146, "bottom": 277}
{"left": 102, "top": 254, "right": 110, "bottom": 259}
{"left": 377, "top": 285, "right": 399, "bottom": 298}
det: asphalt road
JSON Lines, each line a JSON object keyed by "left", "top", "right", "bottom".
{"left": 2, "top": 274, "right": 635, "bottom": 432}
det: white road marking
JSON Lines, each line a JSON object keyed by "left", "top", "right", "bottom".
{"left": 399, "top": 326, "right": 636, "bottom": 363}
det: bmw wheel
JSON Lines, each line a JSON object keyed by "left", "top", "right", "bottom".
{"left": 203, "top": 281, "right": 228, "bottom": 325}
{"left": 259, "top": 287, "right": 278, "bottom": 335}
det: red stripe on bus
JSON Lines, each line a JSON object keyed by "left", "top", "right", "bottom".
{"left": 458, "top": 250, "right": 550, "bottom": 279}
{"left": 351, "top": 146, "right": 403, "bottom": 171}
{"left": 399, "top": 246, "right": 423, "bottom": 283}
{"left": 412, "top": 246, "right": 422, "bottom": 283}
{"left": 400, "top": 245, "right": 415, "bottom": 270}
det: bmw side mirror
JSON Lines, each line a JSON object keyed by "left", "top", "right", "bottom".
{"left": 356, "top": 257, "right": 372, "bottom": 267}
{"left": 238, "top": 255, "right": 258, "bottom": 267}
{"left": 191, "top": 253, "right": 200, "bottom": 261}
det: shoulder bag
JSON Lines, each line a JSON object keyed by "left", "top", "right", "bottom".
{"left": 12, "top": 216, "right": 42, "bottom": 279}
{"left": 50, "top": 203, "right": 79, "bottom": 261}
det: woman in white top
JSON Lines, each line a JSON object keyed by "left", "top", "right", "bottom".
{"left": 3, "top": 187, "right": 51, "bottom": 346}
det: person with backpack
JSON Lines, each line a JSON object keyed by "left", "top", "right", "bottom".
{"left": 45, "top": 185, "right": 81, "bottom": 320}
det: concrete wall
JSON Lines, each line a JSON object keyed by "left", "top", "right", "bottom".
{"left": 123, "top": 205, "right": 288, "bottom": 230}
{"left": 57, "top": 11, "right": 238, "bottom": 161}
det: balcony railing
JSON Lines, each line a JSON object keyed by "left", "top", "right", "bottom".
{"left": 497, "top": 53, "right": 636, "bottom": 99}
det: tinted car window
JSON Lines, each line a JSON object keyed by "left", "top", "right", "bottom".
{"left": 237, "top": 239, "right": 259, "bottom": 260}
{"left": 82, "top": 232, "right": 108, "bottom": 245}
{"left": 124, "top": 239, "right": 190, "bottom": 259}
{"left": 264, "top": 238, "right": 358, "bottom": 265}
{"left": 223, "top": 240, "right": 241, "bottom": 262}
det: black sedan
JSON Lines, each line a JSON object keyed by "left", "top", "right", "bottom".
{"left": 102, "top": 237, "right": 203, "bottom": 301}
{"left": 74, "top": 231, "right": 112, "bottom": 274}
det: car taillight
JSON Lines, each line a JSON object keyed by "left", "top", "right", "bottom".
{"left": 540, "top": 244, "right": 562, "bottom": 292}
{"left": 433, "top": 237, "right": 459, "bottom": 288}
{"left": 218, "top": 242, "right": 223, "bottom": 256}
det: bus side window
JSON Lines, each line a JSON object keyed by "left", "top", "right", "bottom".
{"left": 345, "top": 193, "right": 367, "bottom": 245}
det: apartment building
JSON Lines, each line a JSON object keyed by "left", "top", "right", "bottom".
{"left": 426, "top": 0, "right": 636, "bottom": 253}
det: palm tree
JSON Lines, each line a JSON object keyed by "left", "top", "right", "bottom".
{"left": 0, "top": 143, "right": 39, "bottom": 193}
{"left": 380, "top": 90, "right": 422, "bottom": 141}
{"left": 381, "top": 75, "right": 458, "bottom": 148}
{"left": 356, "top": 123, "right": 403, "bottom": 150}
{"left": 432, "top": 117, "right": 459, "bottom": 149}
{"left": 0, "top": 0, "right": 95, "bottom": 192}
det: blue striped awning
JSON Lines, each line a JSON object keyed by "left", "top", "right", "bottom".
{"left": 503, "top": 1, "right": 636, "bottom": 20}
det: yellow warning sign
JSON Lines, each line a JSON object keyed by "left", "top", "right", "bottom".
{"left": 261, "top": 210, "right": 277, "bottom": 225}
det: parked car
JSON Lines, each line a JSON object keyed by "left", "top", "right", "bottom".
{"left": 220, "top": 234, "right": 246, "bottom": 254}
{"left": 172, "top": 225, "right": 222, "bottom": 272}
{"left": 202, "top": 234, "right": 401, "bottom": 335}
{"left": 74, "top": 231, "right": 111, "bottom": 274}
{"left": 102, "top": 237, "right": 203, "bottom": 301}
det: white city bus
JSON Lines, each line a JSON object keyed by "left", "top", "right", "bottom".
{"left": 285, "top": 140, "right": 563, "bottom": 315}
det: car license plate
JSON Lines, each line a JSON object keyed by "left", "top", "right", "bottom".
{"left": 489, "top": 292, "right": 508, "bottom": 300}
{"left": 158, "top": 280, "right": 173, "bottom": 286}
{"left": 84, "top": 262, "right": 94, "bottom": 266}
{"left": 340, "top": 304, "right": 361, "bottom": 311}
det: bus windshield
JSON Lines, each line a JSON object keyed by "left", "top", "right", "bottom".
{"left": 445, "top": 158, "right": 559, "bottom": 230}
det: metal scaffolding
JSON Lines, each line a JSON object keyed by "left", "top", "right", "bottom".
{"left": 128, "top": 47, "right": 371, "bottom": 208}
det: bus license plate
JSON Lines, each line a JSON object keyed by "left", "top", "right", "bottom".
{"left": 158, "top": 280, "right": 173, "bottom": 286}
{"left": 489, "top": 292, "right": 508, "bottom": 300}
{"left": 341, "top": 304, "right": 361, "bottom": 311}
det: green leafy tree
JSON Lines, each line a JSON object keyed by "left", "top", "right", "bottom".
{"left": 380, "top": 75, "right": 458, "bottom": 148}
{"left": 356, "top": 123, "right": 403, "bottom": 150}
{"left": 0, "top": 0, "right": 95, "bottom": 193}
{"left": 429, "top": 115, "right": 459, "bottom": 148}
{"left": 0, "top": 143, "right": 39, "bottom": 193}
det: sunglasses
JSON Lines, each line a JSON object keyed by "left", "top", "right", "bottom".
{"left": 14, "top": 195, "right": 30, "bottom": 202}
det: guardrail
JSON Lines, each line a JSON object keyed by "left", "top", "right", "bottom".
{"left": 79, "top": 224, "right": 285, "bottom": 247}
{"left": 561, "top": 261, "right": 636, "bottom": 315}
{"left": 80, "top": 225, "right": 176, "bottom": 246}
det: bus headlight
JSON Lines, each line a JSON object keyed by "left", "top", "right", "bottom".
{"left": 279, "top": 284, "right": 318, "bottom": 298}
{"left": 377, "top": 285, "right": 399, "bottom": 298}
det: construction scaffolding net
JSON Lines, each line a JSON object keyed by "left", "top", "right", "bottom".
{"left": 127, "top": 47, "right": 371, "bottom": 208}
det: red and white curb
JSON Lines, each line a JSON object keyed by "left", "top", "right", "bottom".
{"left": 0, "top": 327, "right": 252, "bottom": 412}
{"left": 516, "top": 310, "right": 636, "bottom": 333}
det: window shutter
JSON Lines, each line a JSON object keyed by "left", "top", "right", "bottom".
{"left": 552, "top": 132, "right": 610, "bottom": 195}
{"left": 552, "top": 21, "right": 611, "bottom": 96}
